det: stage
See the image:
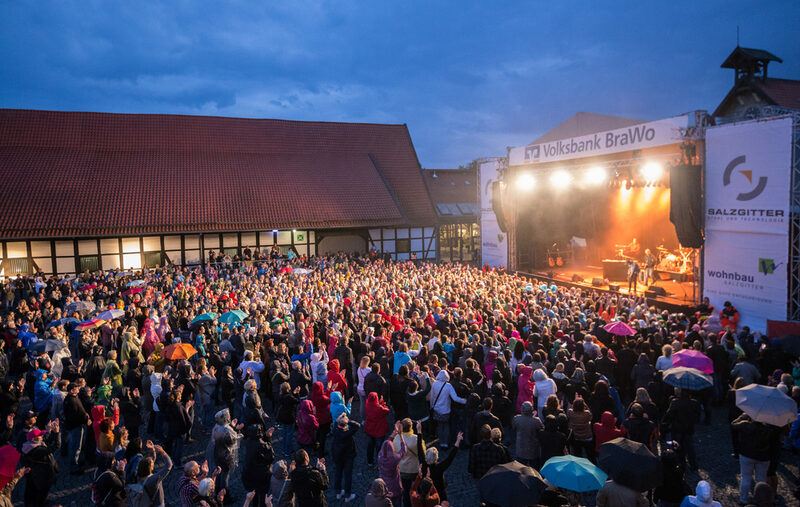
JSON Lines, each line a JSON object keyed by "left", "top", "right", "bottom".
{"left": 521, "top": 264, "right": 698, "bottom": 312}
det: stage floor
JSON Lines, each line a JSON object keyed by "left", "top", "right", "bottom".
{"left": 529, "top": 264, "right": 698, "bottom": 308}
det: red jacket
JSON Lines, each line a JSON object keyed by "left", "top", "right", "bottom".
{"left": 311, "top": 382, "right": 332, "bottom": 425}
{"left": 91, "top": 404, "right": 119, "bottom": 444}
{"left": 593, "top": 411, "right": 626, "bottom": 451}
{"left": 327, "top": 359, "right": 347, "bottom": 394}
{"left": 364, "top": 392, "right": 390, "bottom": 438}
{"left": 297, "top": 400, "right": 319, "bottom": 445}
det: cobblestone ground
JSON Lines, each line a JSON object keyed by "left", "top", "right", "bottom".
{"left": 12, "top": 406, "right": 800, "bottom": 506}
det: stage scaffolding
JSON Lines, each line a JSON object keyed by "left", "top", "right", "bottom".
{"left": 789, "top": 111, "right": 800, "bottom": 320}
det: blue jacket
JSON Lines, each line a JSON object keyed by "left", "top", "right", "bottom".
{"left": 33, "top": 369, "right": 54, "bottom": 412}
{"left": 329, "top": 391, "right": 351, "bottom": 422}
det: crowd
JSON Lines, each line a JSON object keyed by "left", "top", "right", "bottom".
{"left": 0, "top": 252, "right": 797, "bottom": 507}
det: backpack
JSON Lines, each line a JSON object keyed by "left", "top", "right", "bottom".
{"left": 91, "top": 470, "right": 114, "bottom": 505}
{"left": 125, "top": 453, "right": 143, "bottom": 484}
{"left": 125, "top": 482, "right": 152, "bottom": 507}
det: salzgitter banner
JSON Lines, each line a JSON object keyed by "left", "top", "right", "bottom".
{"left": 479, "top": 159, "right": 508, "bottom": 267}
{"left": 704, "top": 116, "right": 793, "bottom": 331}
{"left": 705, "top": 116, "right": 792, "bottom": 234}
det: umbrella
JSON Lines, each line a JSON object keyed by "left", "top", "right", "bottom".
{"left": 162, "top": 343, "right": 198, "bottom": 360}
{"left": 115, "top": 271, "right": 133, "bottom": 277}
{"left": 59, "top": 276, "right": 77, "bottom": 284}
{"left": 540, "top": 455, "right": 607, "bottom": 493}
{"left": 671, "top": 349, "right": 713, "bottom": 374}
{"left": 293, "top": 268, "right": 312, "bottom": 275}
{"left": 96, "top": 309, "right": 125, "bottom": 321}
{"left": 30, "top": 339, "right": 68, "bottom": 354}
{"left": 0, "top": 444, "right": 20, "bottom": 489}
{"left": 65, "top": 301, "right": 96, "bottom": 314}
{"left": 478, "top": 461, "right": 546, "bottom": 507}
{"left": 736, "top": 384, "right": 797, "bottom": 427}
{"left": 219, "top": 310, "right": 248, "bottom": 324}
{"left": 76, "top": 318, "right": 105, "bottom": 331}
{"left": 662, "top": 366, "right": 713, "bottom": 391}
{"left": 777, "top": 335, "right": 800, "bottom": 357}
{"left": 603, "top": 321, "right": 636, "bottom": 335}
{"left": 45, "top": 317, "right": 80, "bottom": 330}
{"left": 122, "top": 287, "right": 143, "bottom": 297}
{"left": 127, "top": 279, "right": 146, "bottom": 287}
{"left": 598, "top": 438, "right": 662, "bottom": 492}
{"left": 190, "top": 312, "right": 218, "bottom": 327}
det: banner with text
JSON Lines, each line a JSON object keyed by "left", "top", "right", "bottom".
{"left": 479, "top": 159, "right": 508, "bottom": 267}
{"left": 704, "top": 230, "right": 788, "bottom": 331}
{"left": 705, "top": 117, "right": 792, "bottom": 234}
{"left": 508, "top": 115, "right": 687, "bottom": 166}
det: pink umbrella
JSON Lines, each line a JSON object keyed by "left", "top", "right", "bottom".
{"left": 603, "top": 321, "right": 636, "bottom": 336}
{"left": 0, "top": 444, "right": 20, "bottom": 489}
{"left": 672, "top": 349, "right": 713, "bottom": 374}
{"left": 123, "top": 287, "right": 143, "bottom": 297}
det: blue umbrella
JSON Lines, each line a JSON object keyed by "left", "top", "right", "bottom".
{"left": 115, "top": 271, "right": 133, "bottom": 277}
{"left": 662, "top": 366, "right": 713, "bottom": 391}
{"left": 190, "top": 312, "right": 218, "bottom": 327}
{"left": 219, "top": 310, "right": 248, "bottom": 324}
{"left": 541, "top": 455, "right": 607, "bottom": 492}
{"left": 30, "top": 339, "right": 68, "bottom": 354}
{"left": 96, "top": 309, "right": 125, "bottom": 321}
{"left": 46, "top": 317, "right": 80, "bottom": 329}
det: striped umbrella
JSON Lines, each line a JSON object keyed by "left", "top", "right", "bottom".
{"left": 76, "top": 318, "right": 105, "bottom": 331}
{"left": 603, "top": 321, "right": 636, "bottom": 336}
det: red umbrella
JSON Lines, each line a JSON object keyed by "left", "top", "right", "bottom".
{"left": 76, "top": 318, "right": 105, "bottom": 331}
{"left": 672, "top": 349, "right": 714, "bottom": 374}
{"left": 603, "top": 321, "right": 636, "bottom": 336}
{"left": 0, "top": 444, "right": 20, "bottom": 489}
{"left": 123, "top": 287, "right": 144, "bottom": 297}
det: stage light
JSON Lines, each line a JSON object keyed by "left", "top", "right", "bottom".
{"left": 516, "top": 173, "right": 536, "bottom": 191}
{"left": 585, "top": 167, "right": 606, "bottom": 185}
{"left": 641, "top": 162, "right": 663, "bottom": 182}
{"left": 550, "top": 170, "right": 571, "bottom": 188}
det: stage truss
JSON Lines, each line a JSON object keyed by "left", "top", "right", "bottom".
{"left": 789, "top": 111, "right": 800, "bottom": 320}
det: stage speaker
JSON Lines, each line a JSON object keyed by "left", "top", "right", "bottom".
{"left": 591, "top": 277, "right": 603, "bottom": 287}
{"left": 608, "top": 283, "right": 621, "bottom": 292}
{"left": 572, "top": 274, "right": 584, "bottom": 283}
{"left": 648, "top": 285, "right": 667, "bottom": 296}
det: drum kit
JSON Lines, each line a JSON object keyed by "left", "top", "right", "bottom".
{"left": 656, "top": 245, "right": 694, "bottom": 273}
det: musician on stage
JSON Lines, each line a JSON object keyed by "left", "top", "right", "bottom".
{"left": 627, "top": 259, "right": 641, "bottom": 294}
{"left": 643, "top": 248, "right": 657, "bottom": 285}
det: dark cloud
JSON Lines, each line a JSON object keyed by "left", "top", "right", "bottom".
{"left": 1, "top": 1, "right": 798, "bottom": 167}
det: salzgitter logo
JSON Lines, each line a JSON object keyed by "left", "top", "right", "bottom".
{"left": 723, "top": 155, "right": 767, "bottom": 201}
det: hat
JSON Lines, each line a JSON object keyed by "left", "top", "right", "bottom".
{"left": 68, "top": 382, "right": 80, "bottom": 391}
{"left": 27, "top": 428, "right": 46, "bottom": 441}
{"left": 23, "top": 410, "right": 36, "bottom": 420}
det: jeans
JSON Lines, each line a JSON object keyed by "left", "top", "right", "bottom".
{"left": 401, "top": 473, "right": 416, "bottom": 507}
{"left": 739, "top": 455, "right": 769, "bottom": 503}
{"left": 366, "top": 435, "right": 384, "bottom": 464}
{"left": 436, "top": 413, "right": 451, "bottom": 447}
{"left": 68, "top": 426, "right": 85, "bottom": 471}
{"left": 571, "top": 438, "right": 596, "bottom": 462}
{"left": 216, "top": 464, "right": 232, "bottom": 496}
{"left": 333, "top": 458, "right": 354, "bottom": 496}
{"left": 169, "top": 435, "right": 185, "bottom": 465}
{"left": 281, "top": 424, "right": 294, "bottom": 455}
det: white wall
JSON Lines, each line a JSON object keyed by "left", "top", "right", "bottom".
{"left": 318, "top": 234, "right": 366, "bottom": 254}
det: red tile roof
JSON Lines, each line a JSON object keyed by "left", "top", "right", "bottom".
{"left": 757, "top": 78, "right": 800, "bottom": 110}
{"left": 0, "top": 109, "right": 436, "bottom": 239}
{"left": 421, "top": 169, "right": 478, "bottom": 204}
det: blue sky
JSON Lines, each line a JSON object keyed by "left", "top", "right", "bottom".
{"left": 1, "top": 1, "right": 798, "bottom": 168}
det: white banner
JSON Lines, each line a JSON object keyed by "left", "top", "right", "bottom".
{"left": 704, "top": 230, "right": 788, "bottom": 331}
{"left": 479, "top": 159, "right": 508, "bottom": 267}
{"left": 508, "top": 115, "right": 687, "bottom": 166}
{"left": 705, "top": 117, "right": 792, "bottom": 234}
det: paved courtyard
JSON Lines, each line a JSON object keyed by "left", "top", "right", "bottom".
{"left": 12, "top": 407, "right": 800, "bottom": 506}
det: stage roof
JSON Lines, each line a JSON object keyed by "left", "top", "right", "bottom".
{"left": 530, "top": 112, "right": 646, "bottom": 145}
{"left": 0, "top": 109, "right": 437, "bottom": 239}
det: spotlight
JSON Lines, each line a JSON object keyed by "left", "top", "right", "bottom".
{"left": 585, "top": 167, "right": 606, "bottom": 185}
{"left": 516, "top": 173, "right": 536, "bottom": 191}
{"left": 625, "top": 179, "right": 632, "bottom": 190}
{"left": 550, "top": 170, "right": 571, "bottom": 188}
{"left": 641, "top": 162, "right": 663, "bottom": 182}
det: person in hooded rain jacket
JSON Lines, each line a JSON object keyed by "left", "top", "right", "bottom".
{"left": 330, "top": 390, "right": 351, "bottom": 422}
{"left": 327, "top": 359, "right": 347, "bottom": 394}
{"left": 311, "top": 382, "right": 332, "bottom": 457}
{"left": 364, "top": 392, "right": 390, "bottom": 465}
{"left": 297, "top": 399, "right": 319, "bottom": 455}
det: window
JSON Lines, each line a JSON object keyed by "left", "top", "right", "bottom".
{"left": 78, "top": 255, "right": 100, "bottom": 273}
{"left": 2, "top": 259, "right": 29, "bottom": 275}
{"left": 143, "top": 252, "right": 163, "bottom": 268}
{"left": 396, "top": 238, "right": 410, "bottom": 254}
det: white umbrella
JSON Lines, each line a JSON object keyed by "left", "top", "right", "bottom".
{"left": 736, "top": 384, "right": 797, "bottom": 427}
{"left": 96, "top": 309, "right": 125, "bottom": 321}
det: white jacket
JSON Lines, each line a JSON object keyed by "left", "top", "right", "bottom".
{"left": 429, "top": 371, "right": 466, "bottom": 415}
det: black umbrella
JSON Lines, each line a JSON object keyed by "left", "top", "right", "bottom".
{"left": 478, "top": 461, "right": 547, "bottom": 507}
{"left": 598, "top": 438, "right": 662, "bottom": 492}
{"left": 777, "top": 335, "right": 800, "bottom": 357}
